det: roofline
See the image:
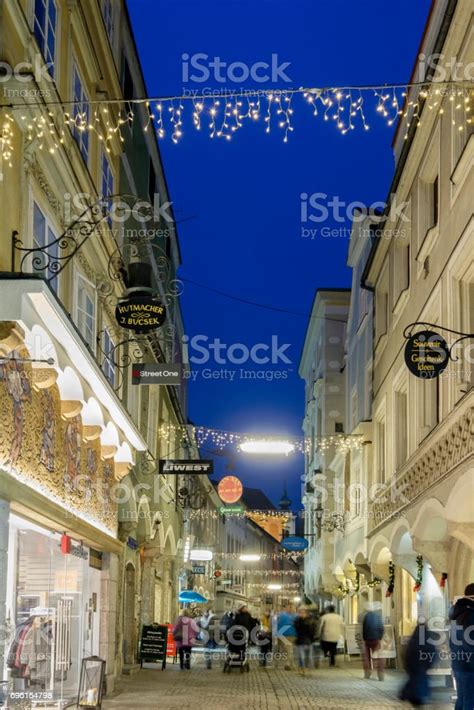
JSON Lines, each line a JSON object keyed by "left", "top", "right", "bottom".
{"left": 361, "top": 0, "right": 458, "bottom": 288}
{"left": 123, "top": 0, "right": 183, "bottom": 266}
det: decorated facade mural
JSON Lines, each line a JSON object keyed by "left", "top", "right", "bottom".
{"left": 0, "top": 356, "right": 118, "bottom": 533}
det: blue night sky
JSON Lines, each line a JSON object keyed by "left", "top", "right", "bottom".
{"left": 127, "top": 0, "right": 432, "bottom": 509}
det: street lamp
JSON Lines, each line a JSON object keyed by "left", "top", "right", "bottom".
{"left": 239, "top": 440, "right": 295, "bottom": 455}
{"left": 267, "top": 584, "right": 282, "bottom": 591}
{"left": 314, "top": 504, "right": 346, "bottom": 533}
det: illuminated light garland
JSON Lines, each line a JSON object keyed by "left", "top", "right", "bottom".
{"left": 215, "top": 551, "right": 305, "bottom": 560}
{"left": 186, "top": 509, "right": 292, "bottom": 520}
{"left": 158, "top": 422, "right": 364, "bottom": 455}
{"left": 1, "top": 82, "right": 472, "bottom": 178}
{"left": 248, "top": 582, "right": 300, "bottom": 590}
{"left": 219, "top": 569, "right": 303, "bottom": 577}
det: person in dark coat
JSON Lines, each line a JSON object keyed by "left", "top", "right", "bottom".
{"left": 226, "top": 603, "right": 254, "bottom": 658}
{"left": 362, "top": 603, "right": 385, "bottom": 680}
{"left": 399, "top": 622, "right": 440, "bottom": 706}
{"left": 294, "top": 607, "right": 316, "bottom": 674}
{"left": 449, "top": 582, "right": 474, "bottom": 710}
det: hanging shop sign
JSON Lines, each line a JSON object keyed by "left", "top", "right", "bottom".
{"left": 192, "top": 565, "right": 206, "bottom": 575}
{"left": 217, "top": 475, "right": 243, "bottom": 504}
{"left": 140, "top": 624, "right": 167, "bottom": 669}
{"left": 127, "top": 537, "right": 138, "bottom": 550}
{"left": 219, "top": 504, "right": 244, "bottom": 515}
{"left": 60, "top": 534, "right": 89, "bottom": 560}
{"left": 159, "top": 459, "right": 214, "bottom": 475}
{"left": 132, "top": 363, "right": 182, "bottom": 385}
{"left": 115, "top": 296, "right": 166, "bottom": 333}
{"left": 404, "top": 330, "right": 449, "bottom": 379}
{"left": 280, "top": 536, "right": 309, "bottom": 552}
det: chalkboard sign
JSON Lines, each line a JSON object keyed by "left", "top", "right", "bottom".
{"left": 140, "top": 624, "right": 168, "bottom": 669}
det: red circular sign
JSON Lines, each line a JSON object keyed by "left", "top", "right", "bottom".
{"left": 217, "top": 475, "right": 243, "bottom": 504}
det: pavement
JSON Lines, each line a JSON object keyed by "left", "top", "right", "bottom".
{"left": 103, "top": 654, "right": 455, "bottom": 709}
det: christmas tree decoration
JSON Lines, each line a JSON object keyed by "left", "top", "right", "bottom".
{"left": 386, "top": 561, "right": 395, "bottom": 597}
{"left": 413, "top": 555, "right": 424, "bottom": 592}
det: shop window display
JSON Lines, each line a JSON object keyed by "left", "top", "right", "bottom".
{"left": 3, "top": 515, "right": 102, "bottom": 707}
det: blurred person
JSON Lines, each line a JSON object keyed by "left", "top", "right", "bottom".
{"left": 319, "top": 605, "right": 344, "bottom": 668}
{"left": 199, "top": 607, "right": 218, "bottom": 669}
{"left": 449, "top": 582, "right": 474, "bottom": 710}
{"left": 362, "top": 602, "right": 385, "bottom": 680}
{"left": 173, "top": 609, "right": 200, "bottom": 670}
{"left": 399, "top": 620, "right": 440, "bottom": 706}
{"left": 294, "top": 606, "right": 316, "bottom": 675}
{"left": 277, "top": 604, "right": 297, "bottom": 670}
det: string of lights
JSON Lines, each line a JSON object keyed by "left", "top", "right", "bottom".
{"left": 215, "top": 551, "right": 305, "bottom": 560}
{"left": 219, "top": 569, "right": 303, "bottom": 577}
{"left": 1, "top": 81, "right": 472, "bottom": 173}
{"left": 186, "top": 509, "right": 292, "bottom": 520}
{"left": 158, "top": 422, "right": 364, "bottom": 454}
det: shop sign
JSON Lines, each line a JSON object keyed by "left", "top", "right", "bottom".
{"left": 89, "top": 548, "right": 103, "bottom": 570}
{"left": 127, "top": 537, "right": 138, "bottom": 550}
{"left": 159, "top": 459, "right": 214, "bottom": 475}
{"left": 280, "top": 536, "right": 309, "bottom": 552}
{"left": 132, "top": 363, "right": 182, "bottom": 385}
{"left": 404, "top": 330, "right": 449, "bottom": 379}
{"left": 115, "top": 296, "right": 166, "bottom": 333}
{"left": 217, "top": 475, "right": 243, "bottom": 504}
{"left": 192, "top": 565, "right": 206, "bottom": 575}
{"left": 140, "top": 624, "right": 168, "bottom": 669}
{"left": 219, "top": 504, "right": 244, "bottom": 515}
{"left": 71, "top": 544, "right": 89, "bottom": 561}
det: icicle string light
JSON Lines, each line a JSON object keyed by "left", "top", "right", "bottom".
{"left": 1, "top": 82, "right": 472, "bottom": 176}
{"left": 158, "top": 422, "right": 364, "bottom": 455}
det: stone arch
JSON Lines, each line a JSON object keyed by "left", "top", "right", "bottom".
{"left": 136, "top": 495, "right": 152, "bottom": 543}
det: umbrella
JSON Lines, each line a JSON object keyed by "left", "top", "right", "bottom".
{"left": 179, "top": 590, "right": 207, "bottom": 604}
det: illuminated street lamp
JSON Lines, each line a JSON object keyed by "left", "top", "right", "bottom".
{"left": 190, "top": 549, "right": 213, "bottom": 561}
{"left": 239, "top": 440, "right": 295, "bottom": 455}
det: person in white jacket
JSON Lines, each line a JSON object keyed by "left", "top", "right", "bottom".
{"left": 319, "top": 605, "right": 344, "bottom": 667}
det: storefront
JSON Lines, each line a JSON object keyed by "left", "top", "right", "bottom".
{"left": 3, "top": 514, "right": 103, "bottom": 705}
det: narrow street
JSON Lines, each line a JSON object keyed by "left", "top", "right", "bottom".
{"left": 104, "top": 657, "right": 453, "bottom": 709}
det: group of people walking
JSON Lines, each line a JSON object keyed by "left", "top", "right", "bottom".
{"left": 170, "top": 583, "right": 474, "bottom": 709}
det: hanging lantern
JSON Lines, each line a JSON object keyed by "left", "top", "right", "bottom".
{"left": 77, "top": 656, "right": 106, "bottom": 708}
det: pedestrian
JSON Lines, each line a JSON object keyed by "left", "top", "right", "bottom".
{"left": 294, "top": 606, "right": 316, "bottom": 675}
{"left": 226, "top": 603, "right": 253, "bottom": 661}
{"left": 399, "top": 621, "right": 440, "bottom": 706}
{"left": 277, "top": 604, "right": 297, "bottom": 670}
{"left": 449, "top": 582, "right": 474, "bottom": 710}
{"left": 319, "top": 605, "right": 344, "bottom": 668}
{"left": 173, "top": 609, "right": 199, "bottom": 670}
{"left": 361, "top": 602, "right": 385, "bottom": 681}
{"left": 199, "top": 607, "right": 218, "bottom": 669}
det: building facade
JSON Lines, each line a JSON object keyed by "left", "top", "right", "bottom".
{"left": 0, "top": 0, "right": 190, "bottom": 700}
{"left": 299, "top": 289, "right": 350, "bottom": 607}
{"left": 362, "top": 0, "right": 474, "bottom": 647}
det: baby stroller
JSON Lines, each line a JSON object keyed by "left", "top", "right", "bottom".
{"left": 223, "top": 625, "right": 250, "bottom": 673}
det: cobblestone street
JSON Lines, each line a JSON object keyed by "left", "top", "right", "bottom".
{"left": 103, "top": 657, "right": 453, "bottom": 709}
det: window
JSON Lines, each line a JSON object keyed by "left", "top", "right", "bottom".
{"left": 452, "top": 89, "right": 474, "bottom": 166}
{"left": 419, "top": 377, "right": 439, "bottom": 440}
{"left": 394, "top": 386, "right": 408, "bottom": 470}
{"left": 418, "top": 174, "right": 438, "bottom": 242}
{"left": 75, "top": 273, "right": 96, "bottom": 351}
{"left": 375, "top": 416, "right": 386, "bottom": 483}
{"left": 33, "top": 0, "right": 57, "bottom": 77}
{"left": 375, "top": 287, "right": 388, "bottom": 344}
{"left": 101, "top": 151, "right": 114, "bottom": 226}
{"left": 101, "top": 0, "right": 115, "bottom": 46}
{"left": 32, "top": 201, "right": 59, "bottom": 293}
{"left": 121, "top": 56, "right": 134, "bottom": 130}
{"left": 148, "top": 159, "right": 156, "bottom": 204}
{"left": 102, "top": 328, "right": 116, "bottom": 387}
{"left": 72, "top": 63, "right": 90, "bottom": 163}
